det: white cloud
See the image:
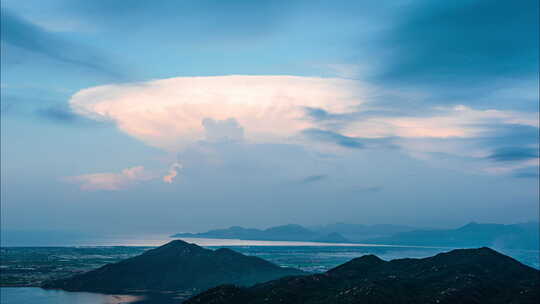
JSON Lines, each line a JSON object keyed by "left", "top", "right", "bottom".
{"left": 70, "top": 76, "right": 537, "bottom": 150}
{"left": 203, "top": 118, "right": 244, "bottom": 142}
{"left": 70, "top": 75, "right": 365, "bottom": 151}
{"left": 65, "top": 166, "right": 155, "bottom": 191}
{"left": 68, "top": 75, "right": 538, "bottom": 177}
{"left": 163, "top": 162, "right": 182, "bottom": 184}
{"left": 344, "top": 105, "right": 539, "bottom": 139}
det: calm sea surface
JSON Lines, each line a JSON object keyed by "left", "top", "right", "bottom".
{"left": 2, "top": 237, "right": 538, "bottom": 303}
{"left": 0, "top": 287, "right": 143, "bottom": 304}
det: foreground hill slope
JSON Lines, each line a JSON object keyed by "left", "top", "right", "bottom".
{"left": 42, "top": 240, "right": 303, "bottom": 293}
{"left": 186, "top": 247, "right": 540, "bottom": 304}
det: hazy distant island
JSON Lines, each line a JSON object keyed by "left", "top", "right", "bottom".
{"left": 365, "top": 221, "right": 540, "bottom": 250}
{"left": 187, "top": 247, "right": 540, "bottom": 304}
{"left": 173, "top": 222, "right": 540, "bottom": 250}
{"left": 172, "top": 223, "right": 417, "bottom": 243}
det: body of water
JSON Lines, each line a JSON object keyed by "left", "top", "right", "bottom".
{"left": 0, "top": 287, "right": 192, "bottom": 304}
{"left": 0, "top": 288, "right": 143, "bottom": 304}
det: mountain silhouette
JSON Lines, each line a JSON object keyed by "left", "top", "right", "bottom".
{"left": 366, "top": 222, "right": 539, "bottom": 249}
{"left": 186, "top": 247, "right": 540, "bottom": 304}
{"left": 42, "top": 240, "right": 303, "bottom": 294}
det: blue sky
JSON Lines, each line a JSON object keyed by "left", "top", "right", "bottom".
{"left": 1, "top": 0, "right": 538, "bottom": 235}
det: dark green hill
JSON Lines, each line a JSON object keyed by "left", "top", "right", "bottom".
{"left": 41, "top": 240, "right": 303, "bottom": 294}
{"left": 186, "top": 247, "right": 540, "bottom": 304}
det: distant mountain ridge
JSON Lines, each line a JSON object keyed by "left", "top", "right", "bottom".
{"left": 173, "top": 222, "right": 539, "bottom": 250}
{"left": 365, "top": 221, "right": 539, "bottom": 250}
{"left": 172, "top": 223, "right": 416, "bottom": 243}
{"left": 186, "top": 247, "right": 540, "bottom": 304}
{"left": 42, "top": 240, "right": 303, "bottom": 294}
{"left": 172, "top": 224, "right": 351, "bottom": 243}
{"left": 310, "top": 223, "right": 418, "bottom": 241}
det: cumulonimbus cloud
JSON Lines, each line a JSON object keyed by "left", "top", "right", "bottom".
{"left": 68, "top": 75, "right": 538, "bottom": 177}
{"left": 69, "top": 75, "right": 364, "bottom": 151}
{"left": 65, "top": 166, "right": 155, "bottom": 191}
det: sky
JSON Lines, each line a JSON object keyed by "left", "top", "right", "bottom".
{"left": 1, "top": 0, "right": 538, "bottom": 236}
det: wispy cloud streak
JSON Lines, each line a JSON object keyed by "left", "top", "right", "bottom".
{"left": 65, "top": 166, "right": 155, "bottom": 191}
